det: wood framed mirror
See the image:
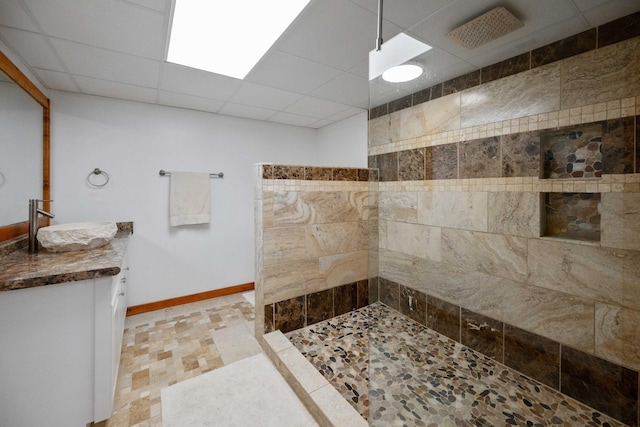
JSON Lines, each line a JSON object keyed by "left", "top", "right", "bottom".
{"left": 0, "top": 49, "right": 50, "bottom": 244}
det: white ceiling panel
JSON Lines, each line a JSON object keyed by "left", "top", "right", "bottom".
{"left": 157, "top": 90, "right": 225, "bottom": 113}
{"left": 246, "top": 50, "right": 343, "bottom": 94}
{"left": 51, "top": 38, "right": 161, "bottom": 88}
{"left": 74, "top": 75, "right": 158, "bottom": 104}
{"left": 124, "top": 0, "right": 171, "bottom": 13}
{"left": 580, "top": 0, "right": 640, "bottom": 27}
{"left": 218, "top": 103, "right": 277, "bottom": 122}
{"left": 311, "top": 72, "right": 369, "bottom": 107}
{"left": 229, "top": 83, "right": 303, "bottom": 111}
{"left": 160, "top": 63, "right": 242, "bottom": 100}
{"left": 268, "top": 111, "right": 318, "bottom": 128}
{"left": 22, "top": 0, "right": 167, "bottom": 59}
{"left": 276, "top": 0, "right": 380, "bottom": 71}
{"left": 0, "top": 0, "right": 638, "bottom": 129}
{"left": 284, "top": 96, "right": 350, "bottom": 118}
{"left": 0, "top": 0, "right": 38, "bottom": 32}
{"left": 32, "top": 68, "right": 78, "bottom": 92}
{"left": 350, "top": 0, "right": 456, "bottom": 30}
{"left": 0, "top": 27, "right": 65, "bottom": 72}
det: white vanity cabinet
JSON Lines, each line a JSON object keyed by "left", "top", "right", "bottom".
{"left": 0, "top": 249, "right": 130, "bottom": 427}
{"left": 94, "top": 255, "right": 129, "bottom": 422}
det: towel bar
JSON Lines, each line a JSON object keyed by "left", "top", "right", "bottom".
{"left": 159, "top": 169, "right": 224, "bottom": 178}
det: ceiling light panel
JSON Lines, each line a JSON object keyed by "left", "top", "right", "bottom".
{"left": 167, "top": 0, "right": 310, "bottom": 79}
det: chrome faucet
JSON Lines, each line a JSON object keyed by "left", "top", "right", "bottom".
{"left": 28, "top": 199, "right": 54, "bottom": 252}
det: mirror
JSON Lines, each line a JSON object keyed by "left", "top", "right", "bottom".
{"left": 0, "top": 49, "right": 50, "bottom": 244}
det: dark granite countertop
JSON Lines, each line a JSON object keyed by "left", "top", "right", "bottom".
{"left": 0, "top": 224, "right": 132, "bottom": 292}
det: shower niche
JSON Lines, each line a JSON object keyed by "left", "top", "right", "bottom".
{"left": 540, "top": 123, "right": 604, "bottom": 242}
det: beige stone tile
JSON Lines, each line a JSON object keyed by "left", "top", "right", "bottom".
{"left": 211, "top": 323, "right": 263, "bottom": 365}
{"left": 461, "top": 63, "right": 561, "bottom": 128}
{"left": 379, "top": 249, "right": 422, "bottom": 291}
{"left": 527, "top": 238, "right": 640, "bottom": 311}
{"left": 273, "top": 191, "right": 368, "bottom": 225}
{"left": 319, "top": 250, "right": 368, "bottom": 289}
{"left": 595, "top": 303, "right": 640, "bottom": 371}
{"left": 305, "top": 221, "right": 367, "bottom": 258}
{"left": 277, "top": 346, "right": 328, "bottom": 394}
{"left": 379, "top": 191, "right": 418, "bottom": 222}
{"left": 263, "top": 330, "right": 293, "bottom": 353}
{"left": 263, "top": 226, "right": 306, "bottom": 265}
{"left": 263, "top": 259, "right": 322, "bottom": 304}
{"left": 601, "top": 193, "right": 640, "bottom": 251}
{"left": 561, "top": 37, "right": 640, "bottom": 109}
{"left": 487, "top": 192, "right": 541, "bottom": 238}
{"left": 442, "top": 229, "right": 528, "bottom": 282}
{"left": 309, "top": 384, "right": 368, "bottom": 427}
{"left": 417, "top": 191, "right": 488, "bottom": 232}
{"left": 369, "top": 115, "right": 390, "bottom": 147}
{"left": 262, "top": 191, "right": 274, "bottom": 228}
{"left": 400, "top": 92, "right": 461, "bottom": 140}
{"left": 383, "top": 220, "right": 441, "bottom": 262}
{"left": 503, "top": 281, "right": 595, "bottom": 352}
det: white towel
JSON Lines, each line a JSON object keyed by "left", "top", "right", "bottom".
{"left": 169, "top": 171, "right": 211, "bottom": 226}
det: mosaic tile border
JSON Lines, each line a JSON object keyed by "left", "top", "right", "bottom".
{"left": 262, "top": 179, "right": 374, "bottom": 193}
{"left": 370, "top": 116, "right": 639, "bottom": 181}
{"left": 376, "top": 276, "right": 640, "bottom": 426}
{"left": 369, "top": 11, "right": 640, "bottom": 117}
{"left": 263, "top": 279, "right": 372, "bottom": 334}
{"left": 377, "top": 173, "right": 640, "bottom": 194}
{"left": 261, "top": 164, "right": 375, "bottom": 182}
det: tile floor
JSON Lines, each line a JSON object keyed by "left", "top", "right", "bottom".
{"left": 104, "top": 293, "right": 261, "bottom": 426}
{"left": 287, "top": 303, "right": 628, "bottom": 427}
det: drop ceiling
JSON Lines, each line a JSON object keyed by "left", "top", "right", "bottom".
{"left": 0, "top": 0, "right": 638, "bottom": 129}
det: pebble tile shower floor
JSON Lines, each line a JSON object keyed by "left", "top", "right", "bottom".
{"left": 286, "top": 303, "right": 626, "bottom": 427}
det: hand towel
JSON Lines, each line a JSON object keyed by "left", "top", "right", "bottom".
{"left": 169, "top": 171, "right": 211, "bottom": 226}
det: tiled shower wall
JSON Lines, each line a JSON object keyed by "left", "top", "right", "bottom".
{"left": 254, "top": 164, "right": 376, "bottom": 339}
{"left": 368, "top": 13, "right": 640, "bottom": 427}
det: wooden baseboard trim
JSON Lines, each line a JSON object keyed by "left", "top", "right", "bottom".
{"left": 126, "top": 282, "right": 255, "bottom": 317}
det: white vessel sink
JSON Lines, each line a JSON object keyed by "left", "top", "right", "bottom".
{"left": 37, "top": 221, "right": 118, "bottom": 252}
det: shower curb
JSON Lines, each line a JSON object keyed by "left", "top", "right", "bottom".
{"left": 262, "top": 330, "right": 367, "bottom": 427}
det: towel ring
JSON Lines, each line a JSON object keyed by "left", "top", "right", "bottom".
{"left": 87, "top": 168, "right": 110, "bottom": 188}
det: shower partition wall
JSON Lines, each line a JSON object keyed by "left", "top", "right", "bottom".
{"left": 366, "top": 11, "right": 640, "bottom": 427}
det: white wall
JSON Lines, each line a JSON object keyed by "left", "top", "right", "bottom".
{"left": 316, "top": 111, "right": 368, "bottom": 167}
{"left": 50, "top": 91, "right": 366, "bottom": 306}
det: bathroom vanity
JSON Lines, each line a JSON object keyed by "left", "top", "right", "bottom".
{"left": 0, "top": 223, "right": 132, "bottom": 426}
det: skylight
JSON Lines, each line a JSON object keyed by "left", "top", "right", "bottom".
{"left": 167, "top": 0, "right": 310, "bottom": 80}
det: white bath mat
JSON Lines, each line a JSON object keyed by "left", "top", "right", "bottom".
{"left": 161, "top": 353, "right": 317, "bottom": 426}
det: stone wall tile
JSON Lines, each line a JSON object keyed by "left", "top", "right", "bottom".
{"left": 442, "top": 229, "right": 528, "bottom": 282}
{"left": 561, "top": 346, "right": 638, "bottom": 426}
{"left": 595, "top": 303, "right": 640, "bottom": 372}
{"left": 427, "top": 296, "right": 460, "bottom": 342}
{"left": 399, "top": 285, "right": 427, "bottom": 326}
{"left": 504, "top": 325, "right": 560, "bottom": 389}
{"left": 501, "top": 131, "right": 540, "bottom": 177}
{"left": 561, "top": 37, "right": 640, "bottom": 109}
{"left": 305, "top": 221, "right": 368, "bottom": 258}
{"left": 273, "top": 191, "right": 368, "bottom": 226}
{"left": 488, "top": 192, "right": 541, "bottom": 238}
{"left": 459, "top": 137, "right": 501, "bottom": 179}
{"left": 398, "top": 148, "right": 425, "bottom": 181}
{"left": 400, "top": 93, "right": 461, "bottom": 140}
{"left": 417, "top": 191, "right": 488, "bottom": 232}
{"left": 461, "top": 63, "right": 560, "bottom": 128}
{"left": 263, "top": 259, "right": 322, "bottom": 304}
{"left": 426, "top": 143, "right": 458, "bottom": 180}
{"left": 527, "top": 238, "right": 640, "bottom": 311}
{"left": 379, "top": 191, "right": 418, "bottom": 222}
{"left": 383, "top": 221, "right": 441, "bottom": 262}
{"left": 600, "top": 193, "right": 640, "bottom": 250}
{"left": 319, "top": 250, "right": 368, "bottom": 289}
{"left": 502, "top": 280, "right": 595, "bottom": 352}
{"left": 264, "top": 226, "right": 306, "bottom": 266}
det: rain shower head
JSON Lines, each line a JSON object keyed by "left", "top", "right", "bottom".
{"left": 447, "top": 6, "right": 524, "bottom": 49}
